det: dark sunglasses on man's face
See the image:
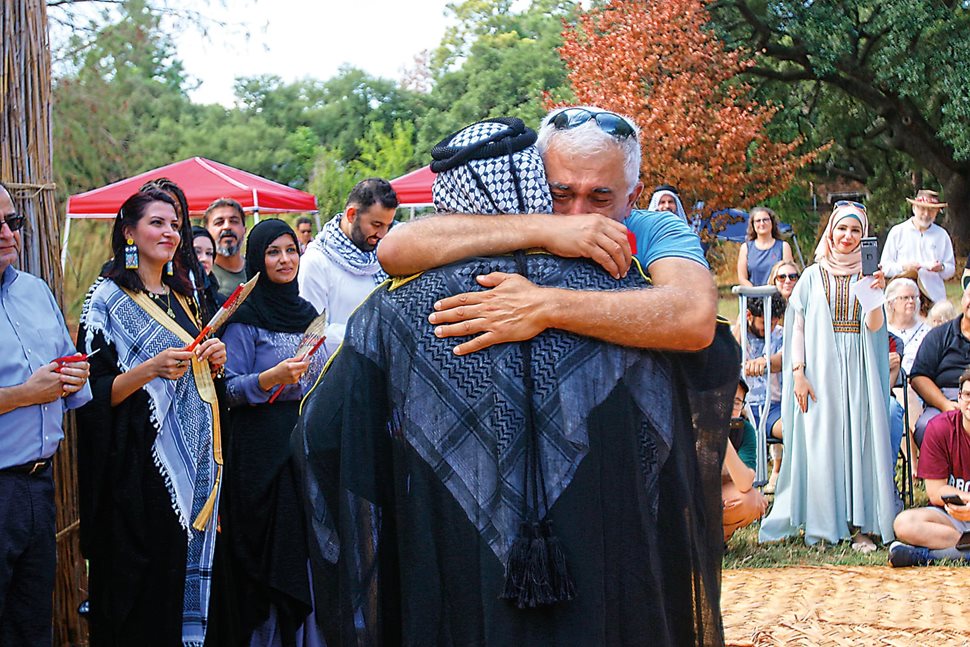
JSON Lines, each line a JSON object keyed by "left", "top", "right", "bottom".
{"left": 0, "top": 213, "right": 25, "bottom": 232}
{"left": 834, "top": 200, "right": 866, "bottom": 212}
{"left": 550, "top": 108, "right": 636, "bottom": 140}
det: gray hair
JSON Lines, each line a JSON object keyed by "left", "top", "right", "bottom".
{"left": 536, "top": 105, "right": 641, "bottom": 194}
{"left": 886, "top": 277, "right": 920, "bottom": 304}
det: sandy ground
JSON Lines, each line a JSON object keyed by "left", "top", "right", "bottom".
{"left": 723, "top": 565, "right": 970, "bottom": 646}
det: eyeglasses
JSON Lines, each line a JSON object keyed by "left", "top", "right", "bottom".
{"left": 550, "top": 108, "right": 636, "bottom": 140}
{"left": 959, "top": 390, "right": 970, "bottom": 401}
{"left": 892, "top": 295, "right": 918, "bottom": 302}
{"left": 752, "top": 218, "right": 772, "bottom": 224}
{"left": 0, "top": 213, "right": 25, "bottom": 232}
{"left": 834, "top": 200, "right": 867, "bottom": 212}
{"left": 775, "top": 272, "right": 800, "bottom": 281}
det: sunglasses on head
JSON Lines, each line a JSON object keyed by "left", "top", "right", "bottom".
{"left": 0, "top": 213, "right": 25, "bottom": 232}
{"left": 775, "top": 272, "right": 800, "bottom": 281}
{"left": 834, "top": 200, "right": 867, "bottom": 212}
{"left": 550, "top": 108, "right": 636, "bottom": 140}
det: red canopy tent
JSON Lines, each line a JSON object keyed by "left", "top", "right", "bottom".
{"left": 66, "top": 156, "right": 317, "bottom": 217}
{"left": 63, "top": 157, "right": 318, "bottom": 269}
{"left": 390, "top": 165, "right": 435, "bottom": 207}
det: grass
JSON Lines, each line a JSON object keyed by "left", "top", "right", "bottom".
{"left": 723, "top": 461, "right": 933, "bottom": 569}
{"left": 724, "top": 524, "right": 890, "bottom": 568}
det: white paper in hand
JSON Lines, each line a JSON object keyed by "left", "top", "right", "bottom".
{"left": 850, "top": 275, "right": 886, "bottom": 314}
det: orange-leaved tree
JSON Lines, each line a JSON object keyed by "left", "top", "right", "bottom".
{"left": 557, "top": 0, "right": 821, "bottom": 231}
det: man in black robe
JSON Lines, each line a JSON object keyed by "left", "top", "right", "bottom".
{"left": 296, "top": 118, "right": 728, "bottom": 646}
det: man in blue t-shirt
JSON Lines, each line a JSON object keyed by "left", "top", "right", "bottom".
{"left": 378, "top": 106, "right": 715, "bottom": 355}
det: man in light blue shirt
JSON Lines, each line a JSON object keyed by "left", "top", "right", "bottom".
{"left": 0, "top": 184, "right": 91, "bottom": 645}
{"left": 377, "top": 106, "right": 715, "bottom": 355}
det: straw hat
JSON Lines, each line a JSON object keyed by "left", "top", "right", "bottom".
{"left": 906, "top": 189, "right": 947, "bottom": 209}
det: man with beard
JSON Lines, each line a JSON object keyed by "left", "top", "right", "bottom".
{"left": 204, "top": 198, "right": 248, "bottom": 299}
{"left": 298, "top": 178, "right": 397, "bottom": 354}
{"left": 296, "top": 119, "right": 725, "bottom": 646}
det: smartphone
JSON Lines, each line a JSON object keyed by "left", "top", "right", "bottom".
{"left": 957, "top": 530, "right": 970, "bottom": 551}
{"left": 861, "top": 237, "right": 879, "bottom": 276}
{"left": 941, "top": 494, "right": 965, "bottom": 506}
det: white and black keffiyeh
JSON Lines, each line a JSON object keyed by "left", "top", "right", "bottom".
{"left": 431, "top": 117, "right": 552, "bottom": 215}
{"left": 80, "top": 278, "right": 219, "bottom": 647}
{"left": 307, "top": 213, "right": 388, "bottom": 285}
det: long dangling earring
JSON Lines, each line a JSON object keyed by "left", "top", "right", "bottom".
{"left": 165, "top": 261, "right": 174, "bottom": 276}
{"left": 125, "top": 238, "right": 139, "bottom": 269}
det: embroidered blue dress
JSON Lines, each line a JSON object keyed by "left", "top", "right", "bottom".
{"left": 760, "top": 265, "right": 898, "bottom": 545}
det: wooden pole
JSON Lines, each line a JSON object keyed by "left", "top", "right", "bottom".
{"left": 0, "top": 1, "right": 87, "bottom": 644}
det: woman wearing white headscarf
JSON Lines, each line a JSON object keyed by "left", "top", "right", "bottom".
{"left": 760, "top": 202, "right": 898, "bottom": 551}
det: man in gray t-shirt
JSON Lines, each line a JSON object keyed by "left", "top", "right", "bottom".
{"left": 204, "top": 198, "right": 248, "bottom": 298}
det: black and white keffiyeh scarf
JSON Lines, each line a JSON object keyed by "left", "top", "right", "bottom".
{"left": 307, "top": 213, "right": 388, "bottom": 285}
{"left": 431, "top": 117, "right": 552, "bottom": 215}
{"left": 80, "top": 278, "right": 220, "bottom": 647}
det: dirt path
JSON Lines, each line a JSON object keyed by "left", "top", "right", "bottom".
{"left": 723, "top": 565, "right": 970, "bottom": 646}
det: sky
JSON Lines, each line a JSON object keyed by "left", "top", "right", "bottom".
{"left": 174, "top": 0, "right": 454, "bottom": 106}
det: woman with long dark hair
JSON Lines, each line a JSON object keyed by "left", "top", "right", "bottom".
{"left": 737, "top": 206, "right": 793, "bottom": 286}
{"left": 212, "top": 218, "right": 325, "bottom": 646}
{"left": 192, "top": 226, "right": 226, "bottom": 309}
{"left": 76, "top": 188, "right": 227, "bottom": 646}
{"left": 140, "top": 177, "right": 220, "bottom": 321}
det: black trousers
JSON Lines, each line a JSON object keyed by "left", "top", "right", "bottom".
{"left": 0, "top": 468, "right": 55, "bottom": 647}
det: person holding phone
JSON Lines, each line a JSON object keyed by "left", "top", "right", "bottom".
{"left": 759, "top": 201, "right": 899, "bottom": 552}
{"left": 890, "top": 367, "right": 970, "bottom": 566}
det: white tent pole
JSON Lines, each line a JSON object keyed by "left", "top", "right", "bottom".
{"left": 314, "top": 210, "right": 321, "bottom": 232}
{"left": 252, "top": 188, "right": 260, "bottom": 224}
{"left": 60, "top": 215, "right": 72, "bottom": 272}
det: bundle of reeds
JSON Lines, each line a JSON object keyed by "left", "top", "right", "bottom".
{"left": 1, "top": 1, "right": 87, "bottom": 644}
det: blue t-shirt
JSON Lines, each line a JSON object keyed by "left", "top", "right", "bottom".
{"left": 624, "top": 209, "right": 708, "bottom": 270}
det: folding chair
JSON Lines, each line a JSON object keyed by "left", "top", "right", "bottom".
{"left": 897, "top": 368, "right": 915, "bottom": 508}
{"left": 731, "top": 285, "right": 781, "bottom": 489}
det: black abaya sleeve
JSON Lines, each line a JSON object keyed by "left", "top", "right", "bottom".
{"left": 75, "top": 327, "right": 120, "bottom": 558}
{"left": 294, "top": 345, "right": 396, "bottom": 647}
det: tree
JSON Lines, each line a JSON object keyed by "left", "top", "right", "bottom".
{"left": 416, "top": 0, "right": 576, "bottom": 156}
{"left": 710, "top": 0, "right": 970, "bottom": 248}
{"left": 558, "top": 0, "right": 819, "bottom": 229}
{"left": 52, "top": 0, "right": 192, "bottom": 200}
{"left": 350, "top": 120, "right": 417, "bottom": 179}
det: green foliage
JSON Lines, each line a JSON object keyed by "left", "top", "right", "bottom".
{"left": 350, "top": 121, "right": 417, "bottom": 179}
{"left": 308, "top": 147, "right": 355, "bottom": 219}
{"left": 52, "top": 0, "right": 192, "bottom": 201}
{"left": 709, "top": 0, "right": 970, "bottom": 245}
{"left": 415, "top": 0, "right": 576, "bottom": 157}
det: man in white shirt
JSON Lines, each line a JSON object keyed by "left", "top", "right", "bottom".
{"left": 298, "top": 178, "right": 397, "bottom": 353}
{"left": 881, "top": 190, "right": 955, "bottom": 306}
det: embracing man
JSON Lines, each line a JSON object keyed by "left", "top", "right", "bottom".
{"left": 297, "top": 116, "right": 727, "bottom": 645}
{"left": 378, "top": 106, "right": 715, "bottom": 355}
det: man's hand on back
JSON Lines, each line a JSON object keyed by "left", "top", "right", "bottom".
{"left": 429, "top": 272, "right": 549, "bottom": 355}
{"left": 541, "top": 214, "right": 632, "bottom": 279}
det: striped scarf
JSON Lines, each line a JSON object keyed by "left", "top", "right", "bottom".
{"left": 308, "top": 213, "right": 388, "bottom": 284}
{"left": 80, "top": 279, "right": 220, "bottom": 647}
